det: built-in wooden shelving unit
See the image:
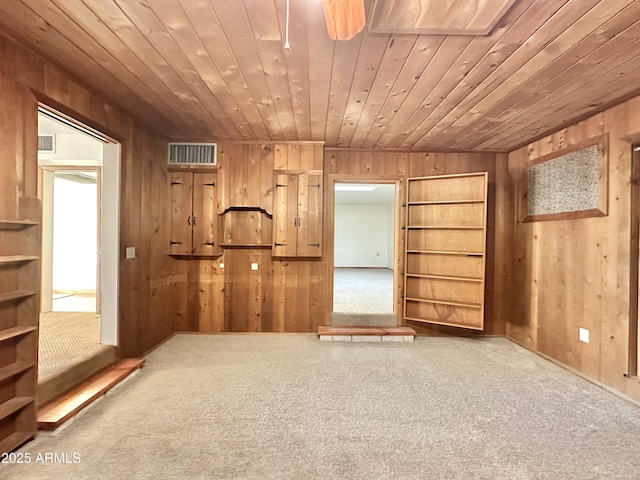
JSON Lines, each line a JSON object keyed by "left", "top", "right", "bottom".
{"left": 0, "top": 197, "right": 41, "bottom": 454}
{"left": 403, "top": 173, "right": 488, "bottom": 331}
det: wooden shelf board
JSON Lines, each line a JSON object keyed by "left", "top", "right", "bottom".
{"left": 404, "top": 316, "right": 483, "bottom": 331}
{"left": 0, "top": 326, "right": 37, "bottom": 343}
{"left": 405, "top": 297, "right": 483, "bottom": 309}
{"left": 0, "top": 431, "right": 36, "bottom": 454}
{"left": 0, "top": 290, "right": 37, "bottom": 303}
{"left": 0, "top": 255, "right": 39, "bottom": 265}
{"left": 407, "top": 200, "right": 484, "bottom": 205}
{"left": 220, "top": 244, "right": 272, "bottom": 249}
{"left": 0, "top": 397, "right": 33, "bottom": 421}
{"left": 406, "top": 250, "right": 484, "bottom": 256}
{"left": 406, "top": 225, "right": 484, "bottom": 230}
{"left": 0, "top": 361, "right": 35, "bottom": 383}
{"left": 405, "top": 274, "right": 483, "bottom": 282}
{"left": 0, "top": 220, "right": 38, "bottom": 230}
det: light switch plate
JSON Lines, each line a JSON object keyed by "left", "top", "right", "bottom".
{"left": 219, "top": 263, "right": 224, "bottom": 269}
{"left": 579, "top": 328, "right": 589, "bottom": 343}
{"left": 125, "top": 247, "right": 136, "bottom": 259}
{"left": 251, "top": 263, "right": 259, "bottom": 271}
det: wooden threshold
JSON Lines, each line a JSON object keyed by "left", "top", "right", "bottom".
{"left": 318, "top": 326, "right": 416, "bottom": 336}
{"left": 37, "top": 358, "right": 144, "bottom": 431}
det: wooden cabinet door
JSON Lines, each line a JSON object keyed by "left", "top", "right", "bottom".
{"left": 169, "top": 172, "right": 193, "bottom": 255}
{"left": 296, "top": 173, "right": 323, "bottom": 257}
{"left": 273, "top": 174, "right": 299, "bottom": 257}
{"left": 273, "top": 173, "right": 323, "bottom": 257}
{"left": 404, "top": 172, "right": 488, "bottom": 331}
{"left": 192, "top": 172, "right": 219, "bottom": 255}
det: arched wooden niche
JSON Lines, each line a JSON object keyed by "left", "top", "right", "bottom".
{"left": 523, "top": 134, "right": 608, "bottom": 223}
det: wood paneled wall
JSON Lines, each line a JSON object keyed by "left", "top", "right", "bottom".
{"left": 179, "top": 143, "right": 324, "bottom": 333}
{"left": 506, "top": 94, "right": 640, "bottom": 402}
{"left": 324, "top": 150, "right": 507, "bottom": 336}
{"left": 0, "top": 34, "right": 177, "bottom": 358}
{"left": 181, "top": 146, "right": 505, "bottom": 335}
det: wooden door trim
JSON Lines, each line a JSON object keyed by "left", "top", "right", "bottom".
{"left": 39, "top": 165, "right": 102, "bottom": 313}
{"left": 324, "top": 173, "right": 404, "bottom": 326}
{"left": 630, "top": 144, "right": 640, "bottom": 377}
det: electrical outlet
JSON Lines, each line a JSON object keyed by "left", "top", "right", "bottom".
{"left": 251, "top": 263, "right": 259, "bottom": 271}
{"left": 219, "top": 263, "right": 224, "bottom": 269}
{"left": 125, "top": 247, "right": 136, "bottom": 259}
{"left": 579, "top": 328, "right": 589, "bottom": 343}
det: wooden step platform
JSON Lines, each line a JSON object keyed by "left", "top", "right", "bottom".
{"left": 318, "top": 326, "right": 416, "bottom": 342}
{"left": 37, "top": 358, "right": 144, "bottom": 431}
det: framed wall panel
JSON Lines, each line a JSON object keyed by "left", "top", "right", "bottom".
{"left": 523, "top": 135, "right": 608, "bottom": 223}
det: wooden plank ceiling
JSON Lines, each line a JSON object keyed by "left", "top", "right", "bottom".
{"left": 1, "top": 0, "right": 639, "bottom": 151}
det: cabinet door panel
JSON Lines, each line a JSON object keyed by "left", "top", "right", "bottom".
{"left": 169, "top": 172, "right": 193, "bottom": 255}
{"left": 192, "top": 173, "right": 219, "bottom": 256}
{"left": 296, "top": 173, "right": 322, "bottom": 257}
{"left": 272, "top": 174, "right": 298, "bottom": 257}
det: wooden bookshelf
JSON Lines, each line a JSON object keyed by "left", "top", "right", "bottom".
{"left": 0, "top": 197, "right": 40, "bottom": 454}
{"left": 403, "top": 173, "right": 488, "bottom": 331}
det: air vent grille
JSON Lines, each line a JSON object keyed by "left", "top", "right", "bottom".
{"left": 38, "top": 134, "right": 55, "bottom": 152}
{"left": 168, "top": 143, "right": 217, "bottom": 165}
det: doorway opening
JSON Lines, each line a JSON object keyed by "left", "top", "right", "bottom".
{"left": 633, "top": 142, "right": 640, "bottom": 377}
{"left": 332, "top": 182, "right": 397, "bottom": 327}
{"left": 36, "top": 106, "right": 121, "bottom": 405}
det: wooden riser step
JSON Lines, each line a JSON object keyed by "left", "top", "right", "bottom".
{"left": 318, "top": 326, "right": 416, "bottom": 342}
{"left": 37, "top": 358, "right": 144, "bottom": 431}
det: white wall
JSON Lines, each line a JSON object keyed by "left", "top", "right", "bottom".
{"left": 335, "top": 205, "right": 391, "bottom": 268}
{"left": 52, "top": 175, "right": 97, "bottom": 291}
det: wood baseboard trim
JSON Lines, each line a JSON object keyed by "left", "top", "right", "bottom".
{"left": 504, "top": 336, "right": 640, "bottom": 409}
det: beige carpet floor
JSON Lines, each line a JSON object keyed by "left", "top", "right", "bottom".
{"left": 38, "top": 311, "right": 110, "bottom": 383}
{"left": 8, "top": 334, "right": 640, "bottom": 480}
{"left": 333, "top": 268, "right": 394, "bottom": 314}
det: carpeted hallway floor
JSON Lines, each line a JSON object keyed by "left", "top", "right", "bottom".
{"left": 38, "top": 311, "right": 111, "bottom": 383}
{"left": 333, "top": 267, "right": 394, "bottom": 314}
{"left": 8, "top": 334, "right": 640, "bottom": 480}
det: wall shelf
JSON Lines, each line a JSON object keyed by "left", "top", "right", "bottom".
{"left": 0, "top": 255, "right": 39, "bottom": 265}
{"left": 405, "top": 273, "right": 482, "bottom": 282}
{"left": 0, "top": 220, "right": 38, "bottom": 230}
{"left": 0, "top": 431, "right": 36, "bottom": 455}
{"left": 0, "top": 326, "right": 37, "bottom": 343}
{"left": 0, "top": 290, "right": 37, "bottom": 304}
{"left": 220, "top": 244, "right": 272, "bottom": 249}
{"left": 0, "top": 362, "right": 35, "bottom": 384}
{"left": 406, "top": 250, "right": 483, "bottom": 256}
{"left": 407, "top": 200, "right": 484, "bottom": 205}
{"left": 406, "top": 226, "right": 484, "bottom": 230}
{"left": 405, "top": 297, "right": 483, "bottom": 309}
{"left": 0, "top": 397, "right": 33, "bottom": 422}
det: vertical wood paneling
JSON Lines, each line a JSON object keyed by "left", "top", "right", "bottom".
{"left": 323, "top": 149, "right": 500, "bottom": 335}
{"left": 183, "top": 142, "right": 326, "bottom": 333}
{"left": 0, "top": 35, "right": 178, "bottom": 361}
{"left": 505, "top": 94, "right": 640, "bottom": 403}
